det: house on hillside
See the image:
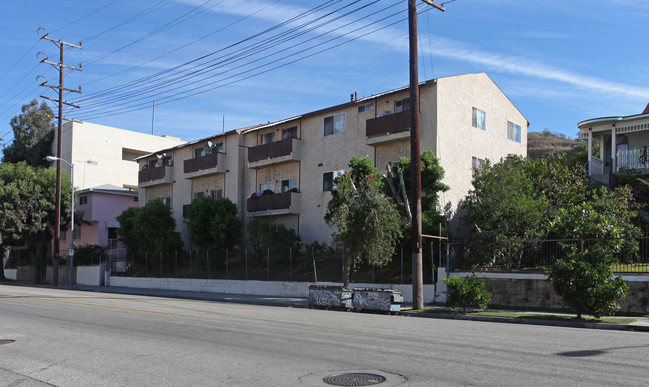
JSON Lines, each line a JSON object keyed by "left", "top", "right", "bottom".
{"left": 136, "top": 72, "right": 528, "bottom": 250}
{"left": 579, "top": 103, "right": 649, "bottom": 184}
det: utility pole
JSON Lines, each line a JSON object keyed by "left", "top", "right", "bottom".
{"left": 408, "top": 0, "right": 444, "bottom": 310}
{"left": 38, "top": 28, "right": 82, "bottom": 286}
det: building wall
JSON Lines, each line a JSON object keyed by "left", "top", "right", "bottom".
{"left": 138, "top": 73, "right": 527, "bottom": 249}
{"left": 434, "top": 73, "right": 527, "bottom": 235}
{"left": 54, "top": 121, "right": 186, "bottom": 190}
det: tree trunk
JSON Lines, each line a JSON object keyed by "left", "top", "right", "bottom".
{"left": 343, "top": 249, "right": 351, "bottom": 289}
{"left": 35, "top": 232, "right": 48, "bottom": 283}
{"left": 0, "top": 245, "right": 8, "bottom": 281}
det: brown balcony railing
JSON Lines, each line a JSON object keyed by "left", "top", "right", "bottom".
{"left": 247, "top": 191, "right": 294, "bottom": 212}
{"left": 248, "top": 138, "right": 295, "bottom": 163}
{"left": 138, "top": 166, "right": 166, "bottom": 184}
{"left": 365, "top": 110, "right": 410, "bottom": 137}
{"left": 184, "top": 152, "right": 219, "bottom": 174}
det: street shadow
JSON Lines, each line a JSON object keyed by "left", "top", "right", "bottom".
{"left": 557, "top": 345, "right": 649, "bottom": 358}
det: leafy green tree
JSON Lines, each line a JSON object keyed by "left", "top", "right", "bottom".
{"left": 390, "top": 148, "right": 450, "bottom": 239}
{"left": 545, "top": 245, "right": 629, "bottom": 319}
{"left": 187, "top": 197, "right": 242, "bottom": 256}
{"left": 325, "top": 156, "right": 402, "bottom": 287}
{"left": 246, "top": 217, "right": 301, "bottom": 266}
{"left": 0, "top": 162, "right": 71, "bottom": 281}
{"left": 2, "top": 100, "right": 55, "bottom": 167}
{"left": 116, "top": 199, "right": 183, "bottom": 273}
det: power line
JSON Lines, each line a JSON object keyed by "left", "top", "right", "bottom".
{"left": 77, "top": 1, "right": 410, "bottom": 120}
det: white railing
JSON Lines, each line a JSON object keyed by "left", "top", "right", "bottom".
{"left": 617, "top": 148, "right": 647, "bottom": 172}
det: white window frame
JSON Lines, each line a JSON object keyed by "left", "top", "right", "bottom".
{"left": 324, "top": 113, "right": 345, "bottom": 136}
{"left": 261, "top": 132, "right": 275, "bottom": 145}
{"left": 507, "top": 121, "right": 521, "bottom": 143}
{"left": 394, "top": 98, "right": 410, "bottom": 113}
{"left": 323, "top": 169, "right": 345, "bottom": 192}
{"left": 281, "top": 178, "right": 297, "bottom": 193}
{"left": 472, "top": 156, "right": 486, "bottom": 176}
{"left": 472, "top": 107, "right": 486, "bottom": 130}
{"left": 358, "top": 102, "right": 374, "bottom": 113}
{"left": 260, "top": 182, "right": 274, "bottom": 194}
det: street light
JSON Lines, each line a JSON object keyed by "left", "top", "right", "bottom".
{"left": 46, "top": 155, "right": 75, "bottom": 288}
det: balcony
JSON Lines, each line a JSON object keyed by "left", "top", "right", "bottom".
{"left": 183, "top": 152, "right": 226, "bottom": 178}
{"left": 247, "top": 191, "right": 300, "bottom": 216}
{"left": 365, "top": 110, "right": 410, "bottom": 146}
{"left": 138, "top": 166, "right": 173, "bottom": 187}
{"left": 248, "top": 137, "right": 301, "bottom": 169}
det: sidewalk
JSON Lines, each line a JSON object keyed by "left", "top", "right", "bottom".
{"left": 5, "top": 281, "right": 649, "bottom": 332}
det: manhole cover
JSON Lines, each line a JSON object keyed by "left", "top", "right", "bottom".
{"left": 323, "top": 372, "right": 387, "bottom": 386}
{"left": 0, "top": 339, "right": 15, "bottom": 345}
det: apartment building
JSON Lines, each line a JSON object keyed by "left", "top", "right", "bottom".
{"left": 137, "top": 73, "right": 527, "bottom": 249}
{"left": 51, "top": 121, "right": 186, "bottom": 190}
{"left": 50, "top": 121, "right": 186, "bottom": 253}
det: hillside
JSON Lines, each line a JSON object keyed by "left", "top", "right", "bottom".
{"left": 527, "top": 131, "right": 583, "bottom": 160}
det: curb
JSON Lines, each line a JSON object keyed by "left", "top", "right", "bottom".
{"left": 404, "top": 311, "right": 649, "bottom": 332}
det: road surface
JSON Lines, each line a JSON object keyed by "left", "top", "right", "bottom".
{"left": 1, "top": 284, "right": 648, "bottom": 386}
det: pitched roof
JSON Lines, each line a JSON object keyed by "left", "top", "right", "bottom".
{"left": 643, "top": 103, "right": 649, "bottom": 115}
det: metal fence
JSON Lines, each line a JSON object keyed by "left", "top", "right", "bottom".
{"left": 447, "top": 237, "right": 649, "bottom": 273}
{"left": 107, "top": 244, "right": 445, "bottom": 285}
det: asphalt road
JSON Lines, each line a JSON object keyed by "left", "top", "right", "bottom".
{"left": 1, "top": 284, "right": 648, "bottom": 386}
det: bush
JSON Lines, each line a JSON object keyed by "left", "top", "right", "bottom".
{"left": 73, "top": 244, "right": 108, "bottom": 266}
{"left": 545, "top": 245, "right": 629, "bottom": 319}
{"left": 443, "top": 270, "right": 492, "bottom": 312}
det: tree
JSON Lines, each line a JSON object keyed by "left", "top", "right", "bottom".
{"left": 2, "top": 100, "right": 55, "bottom": 167}
{"left": 116, "top": 199, "right": 183, "bottom": 273}
{"left": 325, "top": 156, "right": 402, "bottom": 287}
{"left": 0, "top": 162, "right": 71, "bottom": 281}
{"left": 389, "top": 148, "right": 449, "bottom": 236}
{"left": 545, "top": 245, "right": 629, "bottom": 319}
{"left": 246, "top": 217, "right": 301, "bottom": 266}
{"left": 187, "top": 197, "right": 242, "bottom": 256}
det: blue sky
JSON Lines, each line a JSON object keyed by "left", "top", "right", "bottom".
{"left": 1, "top": 0, "right": 648, "bottom": 147}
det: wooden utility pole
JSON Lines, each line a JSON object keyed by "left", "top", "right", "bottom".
{"left": 39, "top": 29, "right": 82, "bottom": 286}
{"left": 408, "top": 0, "right": 444, "bottom": 310}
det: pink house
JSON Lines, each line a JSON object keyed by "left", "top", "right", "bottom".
{"left": 57, "top": 185, "right": 138, "bottom": 251}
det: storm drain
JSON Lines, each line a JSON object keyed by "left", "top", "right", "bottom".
{"left": 323, "top": 372, "right": 387, "bottom": 386}
{"left": 0, "top": 339, "right": 15, "bottom": 345}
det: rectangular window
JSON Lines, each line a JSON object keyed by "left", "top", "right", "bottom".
{"left": 358, "top": 102, "right": 374, "bottom": 113}
{"left": 195, "top": 148, "right": 206, "bottom": 158}
{"left": 213, "top": 142, "right": 224, "bottom": 153}
{"left": 472, "top": 156, "right": 486, "bottom": 176}
{"left": 323, "top": 170, "right": 345, "bottom": 192}
{"left": 472, "top": 107, "right": 486, "bottom": 130}
{"left": 73, "top": 227, "right": 81, "bottom": 240}
{"left": 394, "top": 98, "right": 410, "bottom": 113}
{"left": 79, "top": 195, "right": 88, "bottom": 205}
{"left": 210, "top": 189, "right": 223, "bottom": 200}
{"left": 261, "top": 132, "right": 275, "bottom": 145}
{"left": 161, "top": 197, "right": 171, "bottom": 207}
{"left": 507, "top": 121, "right": 521, "bottom": 143}
{"left": 260, "top": 182, "right": 274, "bottom": 194}
{"left": 281, "top": 179, "right": 297, "bottom": 193}
{"left": 282, "top": 127, "right": 297, "bottom": 140}
{"left": 107, "top": 228, "right": 118, "bottom": 240}
{"left": 324, "top": 113, "right": 345, "bottom": 136}
{"left": 193, "top": 192, "right": 205, "bottom": 199}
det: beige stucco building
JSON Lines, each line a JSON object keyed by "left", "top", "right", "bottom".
{"left": 579, "top": 103, "right": 649, "bottom": 185}
{"left": 137, "top": 73, "right": 527, "bottom": 249}
{"left": 51, "top": 121, "right": 186, "bottom": 190}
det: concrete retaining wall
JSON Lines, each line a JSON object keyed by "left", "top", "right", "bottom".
{"left": 109, "top": 276, "right": 438, "bottom": 304}
{"left": 77, "top": 265, "right": 105, "bottom": 286}
{"left": 443, "top": 271, "right": 649, "bottom": 314}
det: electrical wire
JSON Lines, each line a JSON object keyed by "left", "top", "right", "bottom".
{"left": 77, "top": 1, "right": 412, "bottom": 120}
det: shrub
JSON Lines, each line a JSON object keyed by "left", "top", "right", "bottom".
{"left": 73, "top": 244, "right": 108, "bottom": 266}
{"left": 545, "top": 245, "right": 629, "bottom": 319}
{"left": 443, "top": 270, "right": 492, "bottom": 312}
